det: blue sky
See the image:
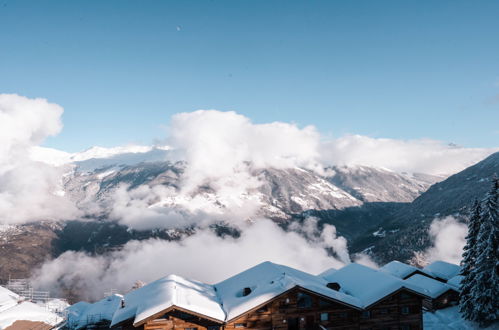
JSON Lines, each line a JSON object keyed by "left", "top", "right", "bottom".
{"left": 0, "top": 0, "right": 498, "bottom": 152}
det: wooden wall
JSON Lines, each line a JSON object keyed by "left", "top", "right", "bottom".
{"left": 226, "top": 287, "right": 423, "bottom": 330}
{"left": 118, "top": 288, "right": 423, "bottom": 330}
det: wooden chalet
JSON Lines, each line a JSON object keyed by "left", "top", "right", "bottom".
{"left": 404, "top": 274, "right": 459, "bottom": 311}
{"left": 102, "top": 262, "right": 427, "bottom": 330}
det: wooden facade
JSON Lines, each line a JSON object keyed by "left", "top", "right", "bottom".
{"left": 422, "top": 289, "right": 459, "bottom": 311}
{"left": 115, "top": 286, "right": 423, "bottom": 330}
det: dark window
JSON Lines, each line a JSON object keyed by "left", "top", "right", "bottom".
{"left": 319, "top": 299, "right": 334, "bottom": 307}
{"left": 338, "top": 312, "right": 348, "bottom": 318}
{"left": 326, "top": 282, "right": 341, "bottom": 291}
{"left": 400, "top": 325, "right": 411, "bottom": 330}
{"left": 320, "top": 312, "right": 329, "bottom": 321}
{"left": 401, "top": 306, "right": 410, "bottom": 315}
{"left": 361, "top": 311, "right": 371, "bottom": 319}
{"left": 297, "top": 292, "right": 313, "bottom": 308}
{"left": 400, "top": 292, "right": 412, "bottom": 299}
{"left": 256, "top": 305, "right": 268, "bottom": 313}
{"left": 185, "top": 328, "right": 198, "bottom": 330}
{"left": 379, "top": 308, "right": 389, "bottom": 314}
{"left": 242, "top": 287, "right": 252, "bottom": 296}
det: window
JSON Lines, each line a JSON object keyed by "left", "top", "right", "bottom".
{"left": 320, "top": 312, "right": 329, "bottom": 321}
{"left": 185, "top": 328, "right": 198, "bottom": 330}
{"left": 338, "top": 312, "right": 348, "bottom": 319}
{"left": 379, "top": 308, "right": 389, "bottom": 314}
{"left": 361, "top": 311, "right": 371, "bottom": 319}
{"left": 400, "top": 292, "right": 412, "bottom": 299}
{"left": 297, "top": 292, "right": 313, "bottom": 308}
{"left": 400, "top": 325, "right": 411, "bottom": 330}
{"left": 234, "top": 324, "right": 246, "bottom": 328}
{"left": 319, "top": 299, "right": 334, "bottom": 307}
{"left": 256, "top": 305, "right": 268, "bottom": 313}
{"left": 401, "top": 306, "right": 410, "bottom": 315}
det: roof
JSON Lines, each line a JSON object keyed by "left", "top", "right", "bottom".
{"left": 379, "top": 261, "right": 431, "bottom": 279}
{"left": 110, "top": 274, "right": 225, "bottom": 327}
{"left": 446, "top": 275, "right": 463, "bottom": 291}
{"left": 68, "top": 294, "right": 122, "bottom": 329}
{"left": 423, "top": 261, "right": 461, "bottom": 281}
{"left": 405, "top": 274, "right": 457, "bottom": 299}
{"left": 321, "top": 263, "right": 427, "bottom": 307}
{"left": 215, "top": 262, "right": 361, "bottom": 321}
{"left": 0, "top": 286, "right": 19, "bottom": 313}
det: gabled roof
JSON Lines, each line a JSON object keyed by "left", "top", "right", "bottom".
{"left": 215, "top": 261, "right": 362, "bottom": 321}
{"left": 321, "top": 263, "right": 427, "bottom": 308}
{"left": 423, "top": 261, "right": 461, "bottom": 281}
{"left": 379, "top": 261, "right": 432, "bottom": 279}
{"left": 405, "top": 274, "right": 457, "bottom": 299}
{"left": 110, "top": 274, "right": 225, "bottom": 327}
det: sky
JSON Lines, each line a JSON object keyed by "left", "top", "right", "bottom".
{"left": 0, "top": 0, "right": 498, "bottom": 152}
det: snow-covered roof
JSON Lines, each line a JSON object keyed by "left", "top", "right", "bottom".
{"left": 379, "top": 261, "right": 431, "bottom": 279}
{"left": 446, "top": 275, "right": 463, "bottom": 291}
{"left": 111, "top": 274, "right": 225, "bottom": 327}
{"left": 321, "top": 263, "right": 427, "bottom": 307}
{"left": 0, "top": 300, "right": 61, "bottom": 329}
{"left": 405, "top": 274, "right": 457, "bottom": 299}
{"left": 0, "top": 286, "right": 19, "bottom": 313}
{"left": 68, "top": 294, "right": 122, "bottom": 329}
{"left": 423, "top": 261, "right": 461, "bottom": 281}
{"left": 215, "top": 262, "right": 361, "bottom": 321}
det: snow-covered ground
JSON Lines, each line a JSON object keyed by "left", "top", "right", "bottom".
{"left": 0, "top": 285, "right": 66, "bottom": 329}
{"left": 424, "top": 306, "right": 492, "bottom": 330}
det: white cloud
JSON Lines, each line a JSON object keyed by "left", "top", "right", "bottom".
{"left": 423, "top": 216, "right": 467, "bottom": 265}
{"left": 32, "top": 219, "right": 347, "bottom": 301}
{"left": 167, "top": 110, "right": 323, "bottom": 193}
{"left": 321, "top": 135, "right": 497, "bottom": 176}
{"left": 0, "top": 94, "right": 79, "bottom": 224}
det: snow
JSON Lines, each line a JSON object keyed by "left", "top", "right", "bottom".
{"left": 68, "top": 294, "right": 122, "bottom": 329}
{"left": 215, "top": 261, "right": 362, "bottom": 321}
{"left": 405, "top": 274, "right": 456, "bottom": 299}
{"left": 424, "top": 261, "right": 461, "bottom": 281}
{"left": 447, "top": 275, "right": 463, "bottom": 291}
{"left": 111, "top": 274, "right": 225, "bottom": 327}
{"left": 0, "top": 301, "right": 62, "bottom": 329}
{"left": 0, "top": 286, "right": 63, "bottom": 328}
{"left": 379, "top": 260, "right": 431, "bottom": 279}
{"left": 424, "top": 306, "right": 483, "bottom": 329}
{"left": 0, "top": 286, "right": 18, "bottom": 313}
{"left": 321, "top": 263, "right": 427, "bottom": 307}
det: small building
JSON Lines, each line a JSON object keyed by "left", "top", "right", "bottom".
{"left": 404, "top": 274, "right": 459, "bottom": 311}
{"left": 67, "top": 294, "right": 123, "bottom": 329}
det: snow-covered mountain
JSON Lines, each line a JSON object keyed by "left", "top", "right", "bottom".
{"left": 54, "top": 146, "right": 443, "bottom": 224}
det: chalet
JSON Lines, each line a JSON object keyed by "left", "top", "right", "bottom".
{"left": 379, "top": 261, "right": 434, "bottom": 280}
{"left": 100, "top": 262, "right": 428, "bottom": 330}
{"left": 404, "top": 274, "right": 459, "bottom": 311}
{"left": 67, "top": 294, "right": 123, "bottom": 329}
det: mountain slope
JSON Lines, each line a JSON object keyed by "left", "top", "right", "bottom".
{"left": 358, "top": 152, "right": 499, "bottom": 263}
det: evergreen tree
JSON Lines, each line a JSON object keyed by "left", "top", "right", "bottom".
{"left": 459, "top": 199, "right": 482, "bottom": 320}
{"left": 469, "top": 176, "right": 499, "bottom": 326}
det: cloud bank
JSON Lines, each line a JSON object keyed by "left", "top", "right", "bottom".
{"left": 32, "top": 218, "right": 350, "bottom": 301}
{"left": 0, "top": 94, "right": 78, "bottom": 224}
{"left": 321, "top": 135, "right": 497, "bottom": 176}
